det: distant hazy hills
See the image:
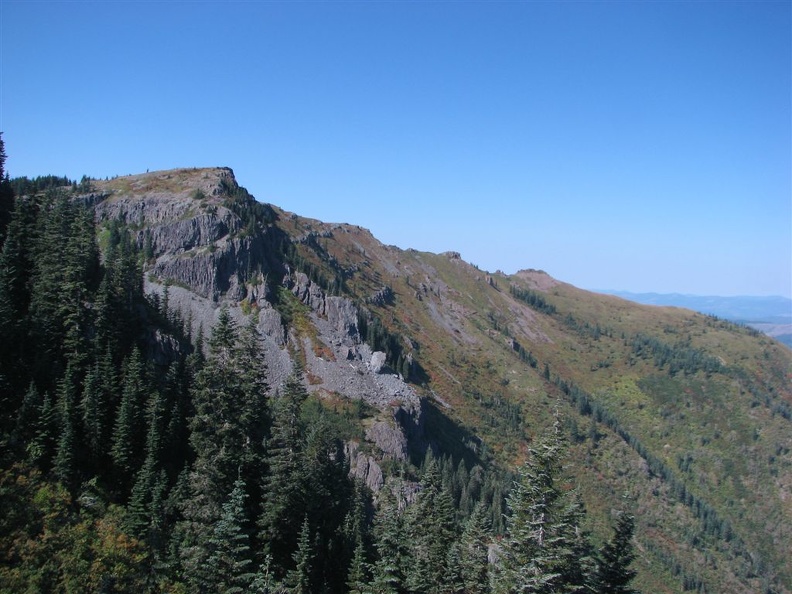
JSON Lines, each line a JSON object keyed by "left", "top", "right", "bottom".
{"left": 599, "top": 291, "right": 792, "bottom": 346}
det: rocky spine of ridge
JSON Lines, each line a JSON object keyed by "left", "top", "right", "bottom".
{"left": 90, "top": 168, "right": 426, "bottom": 489}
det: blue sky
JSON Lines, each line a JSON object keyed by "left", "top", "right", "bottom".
{"left": 2, "top": 1, "right": 790, "bottom": 297}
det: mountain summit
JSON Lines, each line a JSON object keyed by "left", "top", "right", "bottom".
{"left": 3, "top": 166, "right": 790, "bottom": 593}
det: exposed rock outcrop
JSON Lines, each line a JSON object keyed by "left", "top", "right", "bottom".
{"left": 345, "top": 442, "right": 384, "bottom": 492}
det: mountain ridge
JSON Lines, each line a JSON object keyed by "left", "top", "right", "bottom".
{"left": 6, "top": 166, "right": 790, "bottom": 593}
{"left": 598, "top": 290, "right": 792, "bottom": 347}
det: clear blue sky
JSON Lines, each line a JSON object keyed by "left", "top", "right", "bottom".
{"left": 2, "top": 1, "right": 790, "bottom": 297}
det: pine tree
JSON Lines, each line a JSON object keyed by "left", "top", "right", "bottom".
{"left": 405, "top": 457, "right": 458, "bottom": 593}
{"left": 190, "top": 307, "right": 267, "bottom": 504}
{"left": 369, "top": 487, "right": 408, "bottom": 594}
{"left": 15, "top": 381, "right": 43, "bottom": 444}
{"left": 80, "top": 362, "right": 105, "bottom": 469}
{"left": 0, "top": 133, "right": 13, "bottom": 243}
{"left": 458, "top": 503, "right": 492, "bottom": 594}
{"left": 208, "top": 478, "right": 257, "bottom": 594}
{"left": 285, "top": 516, "right": 314, "bottom": 594}
{"left": 347, "top": 537, "right": 370, "bottom": 594}
{"left": 595, "top": 514, "right": 638, "bottom": 594}
{"left": 259, "top": 369, "right": 308, "bottom": 576}
{"left": 53, "top": 364, "right": 80, "bottom": 488}
{"left": 111, "top": 348, "right": 148, "bottom": 488}
{"left": 179, "top": 309, "right": 269, "bottom": 588}
{"left": 0, "top": 193, "right": 39, "bottom": 406}
{"left": 126, "top": 388, "right": 168, "bottom": 540}
{"left": 495, "top": 424, "right": 596, "bottom": 594}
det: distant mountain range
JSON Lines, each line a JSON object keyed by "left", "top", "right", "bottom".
{"left": 598, "top": 291, "right": 792, "bottom": 346}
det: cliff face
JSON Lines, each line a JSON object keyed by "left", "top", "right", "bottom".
{"left": 92, "top": 167, "right": 427, "bottom": 469}
{"left": 87, "top": 167, "right": 792, "bottom": 594}
{"left": 93, "top": 168, "right": 267, "bottom": 301}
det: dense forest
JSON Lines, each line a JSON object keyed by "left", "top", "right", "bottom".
{"left": 0, "top": 136, "right": 639, "bottom": 593}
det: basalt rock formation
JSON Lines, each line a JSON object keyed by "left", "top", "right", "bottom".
{"left": 83, "top": 167, "right": 792, "bottom": 594}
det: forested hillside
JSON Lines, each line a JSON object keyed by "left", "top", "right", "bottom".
{"left": 1, "top": 153, "right": 790, "bottom": 593}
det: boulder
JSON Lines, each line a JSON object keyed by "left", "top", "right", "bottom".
{"left": 369, "top": 351, "right": 387, "bottom": 374}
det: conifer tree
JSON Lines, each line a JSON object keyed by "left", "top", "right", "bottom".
{"left": 208, "top": 477, "right": 257, "bottom": 594}
{"left": 595, "top": 514, "right": 638, "bottom": 594}
{"left": 0, "top": 133, "right": 13, "bottom": 242}
{"left": 0, "top": 192, "right": 38, "bottom": 403}
{"left": 15, "top": 381, "right": 43, "bottom": 444}
{"left": 53, "top": 364, "right": 80, "bottom": 488}
{"left": 495, "top": 423, "right": 595, "bottom": 594}
{"left": 80, "top": 362, "right": 105, "bottom": 470}
{"left": 126, "top": 388, "right": 168, "bottom": 540}
{"left": 27, "top": 391, "right": 57, "bottom": 470}
{"left": 259, "top": 368, "right": 308, "bottom": 576}
{"left": 458, "top": 502, "right": 492, "bottom": 594}
{"left": 369, "top": 487, "right": 408, "bottom": 594}
{"left": 346, "top": 537, "right": 370, "bottom": 594}
{"left": 406, "top": 457, "right": 458, "bottom": 593}
{"left": 285, "top": 516, "right": 314, "bottom": 594}
{"left": 111, "top": 348, "right": 148, "bottom": 488}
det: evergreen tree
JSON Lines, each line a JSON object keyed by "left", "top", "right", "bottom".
{"left": 208, "top": 477, "right": 257, "bottom": 594}
{"left": 27, "top": 391, "right": 57, "bottom": 471}
{"left": 28, "top": 192, "right": 98, "bottom": 383}
{"left": 126, "top": 388, "right": 168, "bottom": 540}
{"left": 179, "top": 308, "right": 268, "bottom": 588}
{"left": 595, "top": 514, "right": 638, "bottom": 594}
{"left": 458, "top": 503, "right": 492, "bottom": 594}
{"left": 369, "top": 487, "right": 408, "bottom": 594}
{"left": 495, "top": 424, "right": 595, "bottom": 594}
{"left": 111, "top": 348, "right": 148, "bottom": 488}
{"left": 346, "top": 538, "right": 370, "bottom": 594}
{"left": 0, "top": 133, "right": 13, "bottom": 243}
{"left": 259, "top": 369, "right": 308, "bottom": 576}
{"left": 284, "top": 516, "right": 314, "bottom": 594}
{"left": 80, "top": 361, "right": 106, "bottom": 471}
{"left": 190, "top": 307, "right": 267, "bottom": 504}
{"left": 0, "top": 192, "right": 39, "bottom": 407}
{"left": 15, "top": 381, "right": 43, "bottom": 444}
{"left": 405, "top": 457, "right": 458, "bottom": 593}
{"left": 53, "top": 364, "right": 80, "bottom": 488}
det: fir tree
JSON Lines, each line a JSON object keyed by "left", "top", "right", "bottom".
{"left": 405, "top": 457, "right": 458, "bottom": 594}
{"left": 111, "top": 348, "right": 148, "bottom": 488}
{"left": 208, "top": 478, "right": 257, "bottom": 594}
{"left": 496, "top": 423, "right": 595, "bottom": 594}
{"left": 53, "top": 364, "right": 80, "bottom": 488}
{"left": 595, "top": 514, "right": 638, "bottom": 594}
{"left": 259, "top": 368, "right": 308, "bottom": 576}
{"left": 458, "top": 503, "right": 492, "bottom": 594}
{"left": 369, "top": 487, "right": 408, "bottom": 594}
{"left": 285, "top": 516, "right": 314, "bottom": 594}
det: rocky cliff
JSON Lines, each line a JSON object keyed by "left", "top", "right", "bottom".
{"left": 85, "top": 167, "right": 792, "bottom": 594}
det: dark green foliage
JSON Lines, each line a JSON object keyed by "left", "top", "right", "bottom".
{"left": 9, "top": 174, "right": 74, "bottom": 197}
{"left": 0, "top": 160, "right": 657, "bottom": 594}
{"left": 496, "top": 425, "right": 599, "bottom": 594}
{"left": 458, "top": 503, "right": 492, "bottom": 594}
{"left": 53, "top": 364, "right": 81, "bottom": 488}
{"left": 0, "top": 133, "right": 12, "bottom": 243}
{"left": 111, "top": 348, "right": 148, "bottom": 488}
{"left": 630, "top": 333, "right": 722, "bottom": 376}
{"left": 285, "top": 516, "right": 314, "bottom": 594}
{"left": 596, "top": 514, "right": 639, "bottom": 594}
{"left": 208, "top": 478, "right": 257, "bottom": 594}
{"left": 405, "top": 457, "right": 458, "bottom": 593}
{"left": 509, "top": 284, "right": 557, "bottom": 315}
{"left": 369, "top": 487, "right": 409, "bottom": 594}
{"left": 259, "top": 370, "right": 308, "bottom": 575}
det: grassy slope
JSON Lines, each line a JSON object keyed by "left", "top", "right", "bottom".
{"left": 276, "top": 209, "right": 792, "bottom": 593}
{"left": 94, "top": 171, "right": 790, "bottom": 592}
